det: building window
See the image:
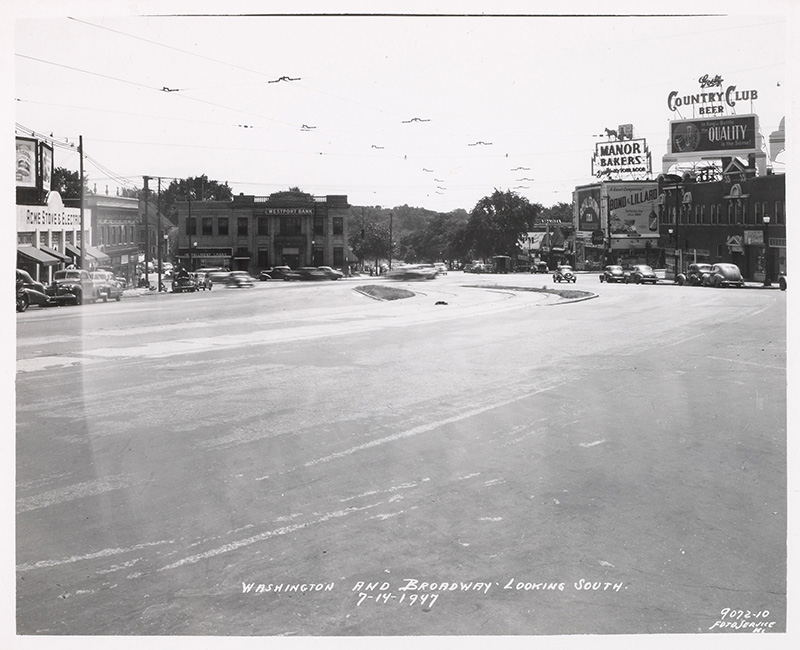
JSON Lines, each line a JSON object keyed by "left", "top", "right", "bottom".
{"left": 333, "top": 246, "right": 344, "bottom": 266}
{"left": 18, "top": 232, "right": 34, "bottom": 245}
{"left": 314, "top": 217, "right": 324, "bottom": 236}
{"left": 238, "top": 217, "right": 249, "bottom": 236}
{"left": 333, "top": 217, "right": 344, "bottom": 235}
{"left": 186, "top": 217, "right": 196, "bottom": 235}
{"left": 202, "top": 217, "right": 213, "bottom": 235}
{"left": 139, "top": 229, "right": 146, "bottom": 243}
{"left": 775, "top": 201, "right": 784, "bottom": 224}
{"left": 258, "top": 217, "right": 269, "bottom": 236}
{"left": 218, "top": 217, "right": 228, "bottom": 236}
{"left": 257, "top": 248, "right": 269, "bottom": 267}
{"left": 281, "top": 217, "right": 301, "bottom": 235}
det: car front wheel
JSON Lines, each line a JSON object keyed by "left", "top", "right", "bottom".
{"left": 17, "top": 292, "right": 29, "bottom": 312}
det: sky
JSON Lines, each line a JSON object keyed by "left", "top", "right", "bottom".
{"left": 7, "top": 1, "right": 795, "bottom": 214}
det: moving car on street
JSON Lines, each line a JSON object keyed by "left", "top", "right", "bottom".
{"left": 703, "top": 263, "right": 744, "bottom": 288}
{"left": 259, "top": 266, "right": 292, "bottom": 281}
{"left": 624, "top": 265, "right": 658, "bottom": 284}
{"left": 676, "top": 263, "right": 712, "bottom": 286}
{"left": 599, "top": 265, "right": 625, "bottom": 283}
{"left": 172, "top": 269, "right": 197, "bottom": 293}
{"left": 226, "top": 271, "right": 256, "bottom": 288}
{"left": 48, "top": 268, "right": 96, "bottom": 305}
{"left": 316, "top": 266, "right": 344, "bottom": 280}
{"left": 553, "top": 265, "right": 576, "bottom": 283}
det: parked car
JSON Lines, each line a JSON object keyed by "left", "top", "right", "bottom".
{"left": 259, "top": 266, "right": 293, "bottom": 281}
{"left": 226, "top": 271, "right": 256, "bottom": 288}
{"left": 533, "top": 261, "right": 549, "bottom": 273}
{"left": 316, "top": 266, "right": 344, "bottom": 280}
{"left": 553, "top": 265, "right": 576, "bottom": 283}
{"left": 703, "top": 263, "right": 744, "bottom": 288}
{"left": 172, "top": 272, "right": 197, "bottom": 293}
{"left": 90, "top": 271, "right": 124, "bottom": 302}
{"left": 434, "top": 263, "right": 448, "bottom": 276}
{"left": 624, "top": 265, "right": 658, "bottom": 284}
{"left": 16, "top": 270, "right": 53, "bottom": 311}
{"left": 778, "top": 274, "right": 787, "bottom": 291}
{"left": 599, "top": 265, "right": 625, "bottom": 283}
{"left": 48, "top": 268, "right": 96, "bottom": 304}
{"left": 194, "top": 271, "right": 213, "bottom": 290}
{"left": 676, "top": 263, "right": 712, "bottom": 286}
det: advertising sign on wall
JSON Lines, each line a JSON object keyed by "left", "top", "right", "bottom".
{"left": 574, "top": 185, "right": 602, "bottom": 232}
{"left": 605, "top": 182, "right": 660, "bottom": 239}
{"left": 591, "top": 138, "right": 651, "bottom": 179}
{"left": 669, "top": 115, "right": 757, "bottom": 155}
{"left": 40, "top": 142, "right": 53, "bottom": 192}
{"left": 16, "top": 137, "right": 38, "bottom": 188}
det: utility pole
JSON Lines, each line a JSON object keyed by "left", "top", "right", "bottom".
{"left": 79, "top": 135, "right": 85, "bottom": 270}
{"left": 389, "top": 212, "right": 393, "bottom": 270}
{"left": 143, "top": 175, "right": 150, "bottom": 287}
{"left": 157, "top": 177, "right": 163, "bottom": 292}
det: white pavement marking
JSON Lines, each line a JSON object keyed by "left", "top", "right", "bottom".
{"left": 16, "top": 356, "right": 96, "bottom": 373}
{"left": 16, "top": 540, "right": 175, "bottom": 572}
{"left": 300, "top": 381, "right": 564, "bottom": 469}
{"left": 579, "top": 440, "right": 606, "bottom": 448}
{"left": 157, "top": 503, "right": 381, "bottom": 572}
{"left": 16, "top": 475, "right": 133, "bottom": 514}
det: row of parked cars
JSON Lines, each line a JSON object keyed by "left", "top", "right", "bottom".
{"left": 16, "top": 268, "right": 125, "bottom": 311}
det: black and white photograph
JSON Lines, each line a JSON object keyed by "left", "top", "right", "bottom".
{"left": 5, "top": 0, "right": 794, "bottom": 647}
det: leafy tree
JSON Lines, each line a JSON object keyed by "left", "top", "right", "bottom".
{"left": 539, "top": 201, "right": 573, "bottom": 223}
{"left": 349, "top": 209, "right": 391, "bottom": 266}
{"left": 158, "top": 175, "right": 233, "bottom": 224}
{"left": 465, "top": 189, "right": 540, "bottom": 259}
{"left": 51, "top": 166, "right": 89, "bottom": 199}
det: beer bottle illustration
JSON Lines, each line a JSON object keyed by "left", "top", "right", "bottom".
{"left": 648, "top": 209, "right": 659, "bottom": 231}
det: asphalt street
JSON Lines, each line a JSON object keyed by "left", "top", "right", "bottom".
{"left": 14, "top": 272, "right": 787, "bottom": 639}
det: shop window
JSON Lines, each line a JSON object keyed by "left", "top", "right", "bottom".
{"left": 238, "top": 217, "right": 248, "bottom": 236}
{"left": 333, "top": 217, "right": 344, "bottom": 235}
{"left": 257, "top": 217, "right": 268, "bottom": 236}
{"left": 18, "top": 233, "right": 34, "bottom": 245}
{"left": 218, "top": 217, "right": 228, "bottom": 236}
{"left": 186, "top": 217, "right": 196, "bottom": 236}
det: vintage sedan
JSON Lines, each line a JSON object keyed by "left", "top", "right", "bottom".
{"left": 385, "top": 265, "right": 438, "bottom": 280}
{"left": 624, "top": 265, "right": 658, "bottom": 284}
{"left": 259, "top": 266, "right": 293, "bottom": 281}
{"left": 90, "top": 271, "right": 123, "bottom": 302}
{"left": 599, "top": 265, "right": 625, "bottom": 283}
{"left": 16, "top": 269, "right": 53, "bottom": 311}
{"left": 676, "top": 263, "right": 712, "bottom": 286}
{"left": 703, "top": 263, "right": 744, "bottom": 288}
{"left": 552, "top": 265, "right": 576, "bottom": 283}
{"left": 172, "top": 272, "right": 197, "bottom": 293}
{"left": 316, "top": 266, "right": 344, "bottom": 280}
{"left": 226, "top": 271, "right": 256, "bottom": 288}
{"left": 194, "top": 271, "right": 213, "bottom": 290}
{"left": 48, "top": 268, "right": 96, "bottom": 304}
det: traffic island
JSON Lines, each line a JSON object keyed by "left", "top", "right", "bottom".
{"left": 354, "top": 285, "right": 416, "bottom": 301}
{"left": 467, "top": 284, "right": 597, "bottom": 304}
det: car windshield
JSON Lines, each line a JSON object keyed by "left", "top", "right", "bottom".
{"left": 636, "top": 266, "right": 654, "bottom": 272}
{"left": 607, "top": 266, "right": 622, "bottom": 272}
{"left": 55, "top": 271, "right": 80, "bottom": 280}
{"left": 694, "top": 264, "right": 712, "bottom": 271}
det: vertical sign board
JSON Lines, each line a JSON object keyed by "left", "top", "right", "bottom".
{"left": 16, "top": 137, "right": 38, "bottom": 188}
{"left": 574, "top": 185, "right": 602, "bottom": 233}
{"left": 40, "top": 142, "right": 53, "bottom": 192}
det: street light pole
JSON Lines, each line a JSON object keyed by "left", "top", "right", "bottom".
{"left": 763, "top": 215, "right": 771, "bottom": 287}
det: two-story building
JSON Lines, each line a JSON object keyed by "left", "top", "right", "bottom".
{"left": 175, "top": 190, "right": 350, "bottom": 275}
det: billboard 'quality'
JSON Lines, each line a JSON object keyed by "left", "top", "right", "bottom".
{"left": 669, "top": 115, "right": 757, "bottom": 155}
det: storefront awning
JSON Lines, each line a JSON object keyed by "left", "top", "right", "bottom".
{"left": 65, "top": 242, "right": 81, "bottom": 258}
{"left": 17, "top": 245, "right": 60, "bottom": 266}
{"left": 83, "top": 244, "right": 111, "bottom": 264}
{"left": 39, "top": 244, "right": 71, "bottom": 263}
